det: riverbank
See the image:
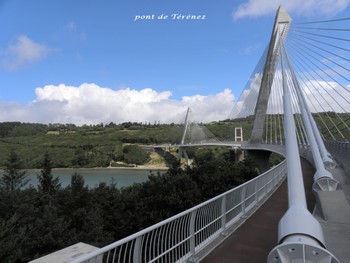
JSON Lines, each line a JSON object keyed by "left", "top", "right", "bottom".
{"left": 1, "top": 167, "right": 168, "bottom": 189}
{"left": 1, "top": 166, "right": 168, "bottom": 173}
{"left": 108, "top": 165, "right": 169, "bottom": 170}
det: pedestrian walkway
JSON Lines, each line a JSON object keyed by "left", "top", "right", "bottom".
{"left": 201, "top": 158, "right": 316, "bottom": 263}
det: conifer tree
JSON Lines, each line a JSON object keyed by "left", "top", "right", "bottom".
{"left": 0, "top": 150, "right": 27, "bottom": 191}
{"left": 37, "top": 152, "right": 60, "bottom": 195}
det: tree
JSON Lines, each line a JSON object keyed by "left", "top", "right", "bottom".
{"left": 123, "top": 145, "right": 150, "bottom": 165}
{"left": 37, "top": 152, "right": 60, "bottom": 195}
{"left": 71, "top": 148, "right": 88, "bottom": 167}
{"left": 0, "top": 150, "right": 28, "bottom": 191}
{"left": 0, "top": 215, "right": 26, "bottom": 262}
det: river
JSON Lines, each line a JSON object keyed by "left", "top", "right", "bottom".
{"left": 1, "top": 167, "right": 168, "bottom": 189}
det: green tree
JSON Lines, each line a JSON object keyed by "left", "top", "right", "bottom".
{"left": 113, "top": 144, "right": 124, "bottom": 161}
{"left": 0, "top": 215, "right": 26, "bottom": 262}
{"left": 90, "top": 182, "right": 121, "bottom": 242}
{"left": 65, "top": 173, "right": 90, "bottom": 229}
{"left": 23, "top": 204, "right": 71, "bottom": 260}
{"left": 71, "top": 148, "right": 88, "bottom": 167}
{"left": 37, "top": 152, "right": 60, "bottom": 195}
{"left": 123, "top": 145, "right": 150, "bottom": 165}
{"left": 0, "top": 150, "right": 28, "bottom": 191}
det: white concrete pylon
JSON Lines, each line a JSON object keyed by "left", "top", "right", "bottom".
{"left": 250, "top": 5, "right": 292, "bottom": 143}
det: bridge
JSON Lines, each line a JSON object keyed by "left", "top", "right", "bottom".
{"left": 38, "top": 6, "right": 350, "bottom": 263}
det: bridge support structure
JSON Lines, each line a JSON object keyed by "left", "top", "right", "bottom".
{"left": 234, "top": 127, "right": 243, "bottom": 142}
{"left": 283, "top": 46, "right": 340, "bottom": 193}
{"left": 178, "top": 147, "right": 189, "bottom": 166}
{"left": 180, "top": 107, "right": 191, "bottom": 145}
{"left": 178, "top": 107, "right": 191, "bottom": 165}
{"left": 268, "top": 31, "right": 339, "bottom": 263}
{"left": 245, "top": 150, "right": 271, "bottom": 173}
{"left": 250, "top": 6, "right": 291, "bottom": 144}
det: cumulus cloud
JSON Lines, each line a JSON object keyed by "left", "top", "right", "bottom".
{"left": 233, "top": 0, "right": 350, "bottom": 20}
{"left": 228, "top": 68, "right": 350, "bottom": 119}
{"left": 1, "top": 35, "right": 53, "bottom": 70}
{"left": 229, "top": 72, "right": 262, "bottom": 118}
{"left": 0, "top": 83, "right": 235, "bottom": 125}
{"left": 302, "top": 80, "right": 350, "bottom": 112}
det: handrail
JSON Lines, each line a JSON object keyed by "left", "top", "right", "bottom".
{"left": 71, "top": 161, "right": 287, "bottom": 263}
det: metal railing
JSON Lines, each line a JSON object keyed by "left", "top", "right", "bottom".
{"left": 72, "top": 161, "right": 287, "bottom": 263}
{"left": 325, "top": 140, "right": 350, "bottom": 158}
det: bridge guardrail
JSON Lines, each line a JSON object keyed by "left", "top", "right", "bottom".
{"left": 324, "top": 140, "right": 350, "bottom": 174}
{"left": 325, "top": 140, "right": 350, "bottom": 157}
{"left": 71, "top": 161, "right": 287, "bottom": 263}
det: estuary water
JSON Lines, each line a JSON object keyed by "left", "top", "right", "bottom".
{"left": 1, "top": 168, "right": 168, "bottom": 189}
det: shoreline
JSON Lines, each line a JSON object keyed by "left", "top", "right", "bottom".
{"left": 107, "top": 165, "right": 169, "bottom": 171}
{"left": 1, "top": 166, "right": 169, "bottom": 173}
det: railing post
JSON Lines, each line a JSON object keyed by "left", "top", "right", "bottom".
{"left": 241, "top": 186, "right": 247, "bottom": 218}
{"left": 254, "top": 179, "right": 259, "bottom": 205}
{"left": 221, "top": 196, "right": 227, "bottom": 235}
{"left": 188, "top": 210, "right": 198, "bottom": 262}
{"left": 132, "top": 236, "right": 142, "bottom": 263}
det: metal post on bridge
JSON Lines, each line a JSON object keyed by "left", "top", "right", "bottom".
{"left": 283, "top": 48, "right": 340, "bottom": 193}
{"left": 267, "top": 35, "right": 339, "bottom": 263}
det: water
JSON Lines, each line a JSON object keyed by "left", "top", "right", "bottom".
{"left": 1, "top": 168, "right": 167, "bottom": 189}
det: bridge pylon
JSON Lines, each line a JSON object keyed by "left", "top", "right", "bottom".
{"left": 180, "top": 107, "right": 191, "bottom": 145}
{"left": 250, "top": 6, "right": 291, "bottom": 144}
{"left": 178, "top": 108, "right": 191, "bottom": 165}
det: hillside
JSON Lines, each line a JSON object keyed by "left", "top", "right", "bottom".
{"left": 0, "top": 112, "right": 347, "bottom": 169}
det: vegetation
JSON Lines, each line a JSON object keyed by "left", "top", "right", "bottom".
{"left": 0, "top": 151, "right": 28, "bottom": 191}
{"left": 0, "top": 113, "right": 345, "bottom": 169}
{"left": 3, "top": 114, "right": 343, "bottom": 261}
{"left": 0, "top": 120, "right": 251, "bottom": 169}
{"left": 0, "top": 148, "right": 259, "bottom": 262}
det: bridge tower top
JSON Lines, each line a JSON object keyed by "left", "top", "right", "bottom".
{"left": 250, "top": 6, "right": 292, "bottom": 143}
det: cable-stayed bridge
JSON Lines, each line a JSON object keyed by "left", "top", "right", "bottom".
{"left": 44, "top": 6, "right": 350, "bottom": 263}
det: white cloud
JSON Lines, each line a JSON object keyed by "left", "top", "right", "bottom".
{"left": 244, "top": 44, "right": 261, "bottom": 55}
{"left": 64, "top": 22, "right": 87, "bottom": 41}
{"left": 302, "top": 80, "right": 350, "bottom": 112}
{"left": 182, "top": 89, "right": 235, "bottom": 121}
{"left": 229, "top": 72, "right": 262, "bottom": 118}
{"left": 233, "top": 0, "right": 350, "bottom": 20}
{"left": 2, "top": 35, "right": 53, "bottom": 70}
{"left": 66, "top": 22, "right": 77, "bottom": 32}
{"left": 0, "top": 84, "right": 235, "bottom": 125}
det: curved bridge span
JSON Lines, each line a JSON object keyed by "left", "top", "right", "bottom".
{"left": 154, "top": 141, "right": 286, "bottom": 156}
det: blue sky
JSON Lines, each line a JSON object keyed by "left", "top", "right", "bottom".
{"left": 1, "top": 0, "right": 349, "bottom": 124}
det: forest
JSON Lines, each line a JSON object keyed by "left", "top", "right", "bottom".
{"left": 0, "top": 147, "right": 260, "bottom": 262}
{"left": 0, "top": 112, "right": 345, "bottom": 170}
{"left": 0, "top": 119, "right": 253, "bottom": 169}
{"left": 0, "top": 119, "right": 296, "bottom": 262}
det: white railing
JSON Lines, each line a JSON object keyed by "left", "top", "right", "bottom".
{"left": 71, "top": 161, "right": 287, "bottom": 263}
{"left": 325, "top": 140, "right": 350, "bottom": 158}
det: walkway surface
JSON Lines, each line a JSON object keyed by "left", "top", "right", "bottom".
{"left": 201, "top": 158, "right": 316, "bottom": 263}
{"left": 318, "top": 150, "right": 350, "bottom": 263}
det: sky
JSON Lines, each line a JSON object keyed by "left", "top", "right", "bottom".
{"left": 1, "top": 0, "right": 349, "bottom": 125}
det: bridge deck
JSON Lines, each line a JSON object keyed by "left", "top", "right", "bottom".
{"left": 200, "top": 158, "right": 316, "bottom": 263}
{"left": 317, "top": 149, "right": 350, "bottom": 263}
